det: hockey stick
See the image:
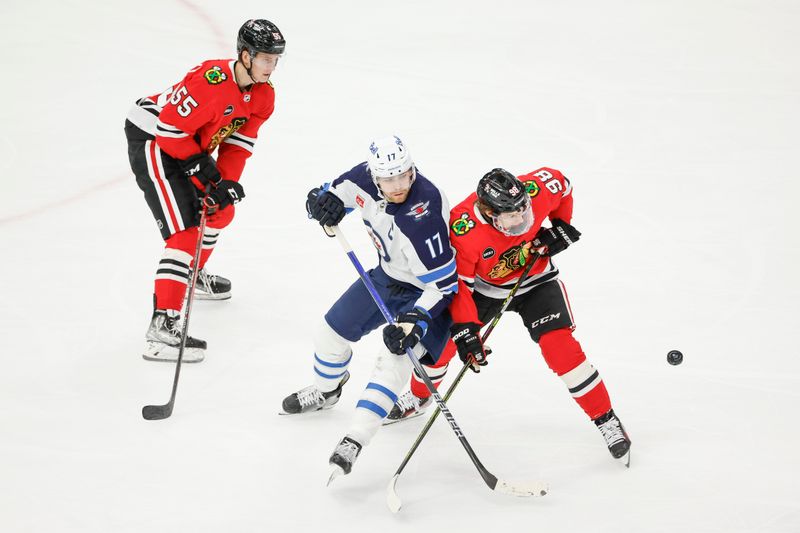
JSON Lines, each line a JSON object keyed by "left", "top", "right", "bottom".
{"left": 330, "top": 226, "right": 547, "bottom": 509}
{"left": 387, "top": 248, "right": 545, "bottom": 511}
{"left": 142, "top": 203, "right": 209, "bottom": 421}
{"left": 386, "top": 249, "right": 542, "bottom": 511}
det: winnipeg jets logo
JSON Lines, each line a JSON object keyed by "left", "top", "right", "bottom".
{"left": 405, "top": 201, "right": 430, "bottom": 221}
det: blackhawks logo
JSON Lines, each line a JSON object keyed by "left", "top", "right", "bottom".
{"left": 451, "top": 212, "right": 475, "bottom": 236}
{"left": 488, "top": 241, "right": 534, "bottom": 279}
{"left": 525, "top": 180, "right": 540, "bottom": 198}
{"left": 204, "top": 66, "right": 228, "bottom": 85}
{"left": 206, "top": 117, "right": 247, "bottom": 151}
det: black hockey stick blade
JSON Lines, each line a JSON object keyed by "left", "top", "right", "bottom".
{"left": 142, "top": 402, "right": 174, "bottom": 420}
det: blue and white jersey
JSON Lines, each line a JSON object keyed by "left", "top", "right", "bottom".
{"left": 326, "top": 163, "right": 457, "bottom": 318}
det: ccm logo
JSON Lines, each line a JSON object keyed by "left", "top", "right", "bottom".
{"left": 531, "top": 313, "right": 560, "bottom": 328}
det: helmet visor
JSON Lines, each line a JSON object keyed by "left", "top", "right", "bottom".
{"left": 490, "top": 198, "right": 533, "bottom": 236}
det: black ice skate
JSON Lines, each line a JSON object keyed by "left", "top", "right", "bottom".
{"left": 143, "top": 309, "right": 206, "bottom": 363}
{"left": 594, "top": 409, "right": 631, "bottom": 467}
{"left": 195, "top": 268, "right": 232, "bottom": 300}
{"left": 280, "top": 372, "right": 350, "bottom": 415}
{"left": 383, "top": 391, "right": 432, "bottom": 425}
{"left": 327, "top": 436, "right": 363, "bottom": 484}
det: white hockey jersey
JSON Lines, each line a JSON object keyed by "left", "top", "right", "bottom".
{"left": 325, "top": 163, "right": 457, "bottom": 318}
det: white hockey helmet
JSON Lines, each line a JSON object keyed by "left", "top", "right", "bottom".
{"left": 367, "top": 135, "right": 414, "bottom": 179}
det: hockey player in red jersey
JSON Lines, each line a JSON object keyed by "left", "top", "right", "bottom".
{"left": 385, "top": 167, "right": 632, "bottom": 465}
{"left": 124, "top": 19, "right": 285, "bottom": 363}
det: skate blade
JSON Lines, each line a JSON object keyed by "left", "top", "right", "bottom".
{"left": 142, "top": 343, "right": 205, "bottom": 363}
{"left": 194, "top": 291, "right": 232, "bottom": 301}
{"left": 327, "top": 464, "right": 345, "bottom": 486}
{"left": 617, "top": 448, "right": 631, "bottom": 468}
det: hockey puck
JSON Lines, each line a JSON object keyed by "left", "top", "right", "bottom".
{"left": 667, "top": 350, "right": 683, "bottom": 365}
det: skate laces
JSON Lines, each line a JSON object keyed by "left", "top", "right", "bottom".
{"left": 334, "top": 439, "right": 360, "bottom": 462}
{"left": 597, "top": 416, "right": 625, "bottom": 445}
{"left": 198, "top": 268, "right": 216, "bottom": 290}
{"left": 296, "top": 386, "right": 325, "bottom": 408}
{"left": 396, "top": 391, "right": 421, "bottom": 412}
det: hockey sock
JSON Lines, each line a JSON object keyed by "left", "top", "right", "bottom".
{"left": 409, "top": 362, "right": 449, "bottom": 399}
{"left": 154, "top": 230, "right": 198, "bottom": 311}
{"left": 351, "top": 350, "right": 413, "bottom": 445}
{"left": 198, "top": 227, "right": 221, "bottom": 268}
{"left": 539, "top": 328, "right": 612, "bottom": 420}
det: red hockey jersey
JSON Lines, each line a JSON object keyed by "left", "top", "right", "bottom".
{"left": 126, "top": 59, "right": 275, "bottom": 181}
{"left": 449, "top": 167, "right": 574, "bottom": 324}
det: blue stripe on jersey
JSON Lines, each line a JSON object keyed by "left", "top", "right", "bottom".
{"left": 417, "top": 258, "right": 456, "bottom": 284}
{"left": 365, "top": 382, "right": 398, "bottom": 403}
{"left": 356, "top": 399, "right": 388, "bottom": 418}
{"left": 314, "top": 353, "right": 352, "bottom": 368}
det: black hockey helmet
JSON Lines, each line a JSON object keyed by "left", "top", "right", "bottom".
{"left": 477, "top": 168, "right": 528, "bottom": 213}
{"left": 237, "top": 19, "right": 286, "bottom": 56}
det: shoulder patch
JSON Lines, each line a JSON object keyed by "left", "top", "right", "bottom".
{"left": 204, "top": 66, "right": 228, "bottom": 85}
{"left": 525, "top": 180, "right": 540, "bottom": 198}
{"left": 451, "top": 212, "right": 475, "bottom": 236}
{"left": 405, "top": 201, "right": 431, "bottom": 221}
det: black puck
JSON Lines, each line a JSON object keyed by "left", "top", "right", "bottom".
{"left": 667, "top": 350, "right": 683, "bottom": 365}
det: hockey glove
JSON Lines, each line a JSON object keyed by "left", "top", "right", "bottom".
{"left": 180, "top": 153, "right": 222, "bottom": 191}
{"left": 451, "top": 322, "right": 491, "bottom": 373}
{"left": 533, "top": 218, "right": 581, "bottom": 256}
{"left": 306, "top": 187, "right": 346, "bottom": 227}
{"left": 204, "top": 179, "right": 245, "bottom": 210}
{"left": 382, "top": 308, "right": 430, "bottom": 356}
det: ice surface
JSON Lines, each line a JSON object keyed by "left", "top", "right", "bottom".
{"left": 1, "top": 1, "right": 799, "bottom": 532}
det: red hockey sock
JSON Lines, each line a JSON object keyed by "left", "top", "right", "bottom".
{"left": 539, "top": 329, "right": 612, "bottom": 420}
{"left": 153, "top": 229, "right": 199, "bottom": 311}
{"left": 410, "top": 340, "right": 457, "bottom": 398}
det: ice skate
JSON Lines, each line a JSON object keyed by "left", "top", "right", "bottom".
{"left": 327, "top": 436, "right": 363, "bottom": 485}
{"left": 195, "top": 268, "right": 232, "bottom": 300}
{"left": 594, "top": 409, "right": 631, "bottom": 467}
{"left": 280, "top": 371, "right": 350, "bottom": 415}
{"left": 142, "top": 309, "right": 206, "bottom": 363}
{"left": 383, "top": 390, "right": 432, "bottom": 425}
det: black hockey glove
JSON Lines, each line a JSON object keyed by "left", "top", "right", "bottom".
{"left": 382, "top": 308, "right": 430, "bottom": 356}
{"left": 180, "top": 153, "right": 221, "bottom": 191}
{"left": 533, "top": 219, "right": 581, "bottom": 256}
{"left": 204, "top": 179, "right": 245, "bottom": 210}
{"left": 450, "top": 322, "right": 491, "bottom": 373}
{"left": 306, "top": 187, "right": 346, "bottom": 227}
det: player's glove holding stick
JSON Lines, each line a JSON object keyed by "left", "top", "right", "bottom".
{"left": 450, "top": 322, "right": 491, "bottom": 373}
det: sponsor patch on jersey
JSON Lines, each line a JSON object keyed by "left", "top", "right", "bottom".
{"left": 223, "top": 105, "right": 234, "bottom": 116}
{"left": 243, "top": 94, "right": 251, "bottom": 102}
{"left": 451, "top": 212, "right": 475, "bottom": 236}
{"left": 526, "top": 180, "right": 540, "bottom": 198}
{"left": 356, "top": 195, "right": 365, "bottom": 208}
{"left": 482, "top": 247, "right": 495, "bottom": 259}
{"left": 406, "top": 201, "right": 430, "bottom": 221}
{"left": 204, "top": 66, "right": 227, "bottom": 85}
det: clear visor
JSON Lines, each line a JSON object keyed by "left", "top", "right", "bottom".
{"left": 375, "top": 168, "right": 415, "bottom": 193}
{"left": 490, "top": 201, "right": 534, "bottom": 236}
{"left": 251, "top": 52, "right": 282, "bottom": 69}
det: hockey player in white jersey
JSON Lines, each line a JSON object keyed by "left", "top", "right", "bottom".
{"left": 281, "top": 135, "right": 457, "bottom": 480}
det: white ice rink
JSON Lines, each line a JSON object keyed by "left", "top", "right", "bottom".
{"left": 2, "top": 1, "right": 799, "bottom": 531}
